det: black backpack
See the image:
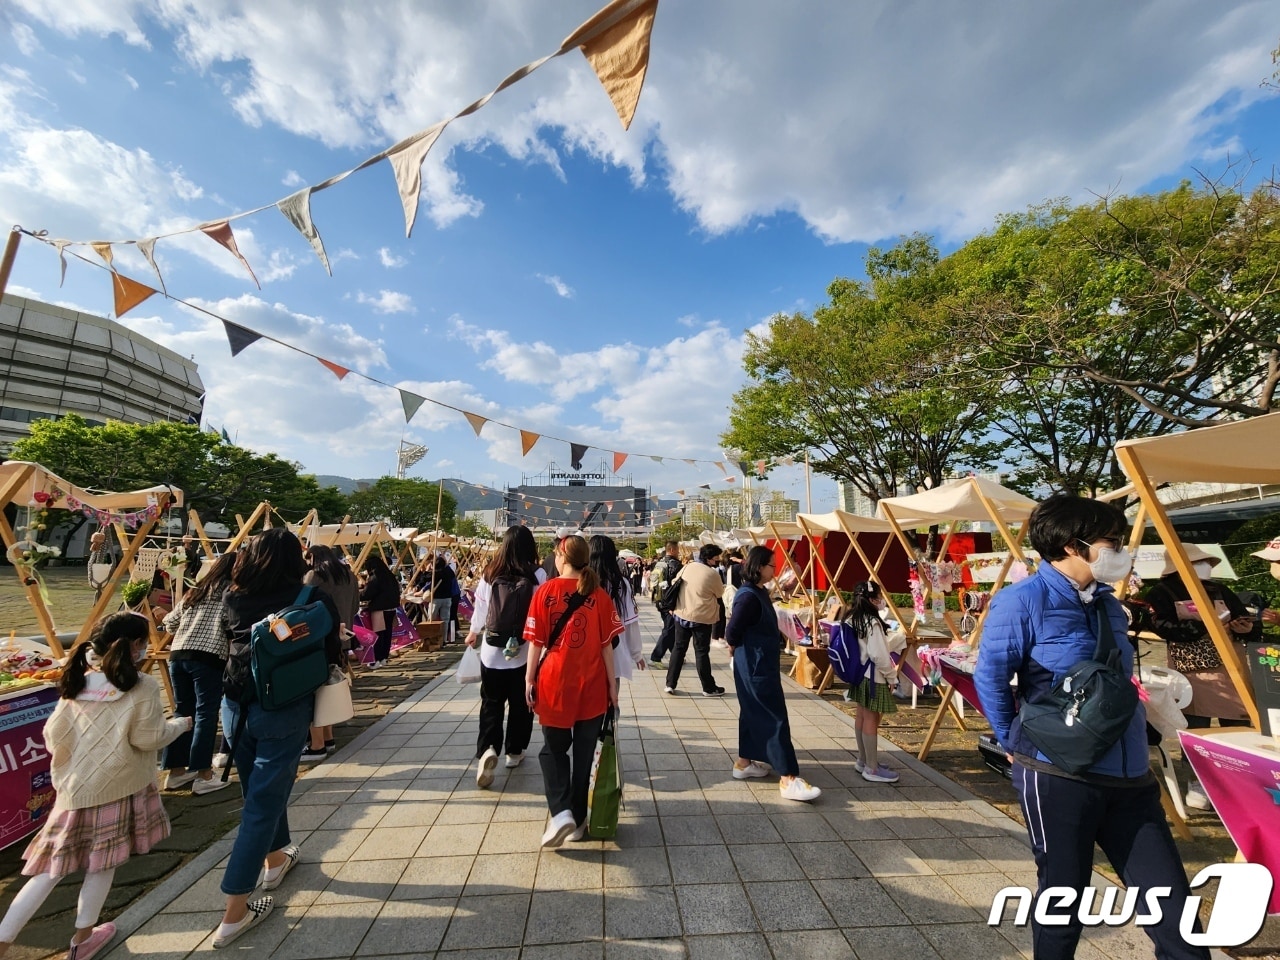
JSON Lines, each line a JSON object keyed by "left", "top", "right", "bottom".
{"left": 485, "top": 573, "right": 537, "bottom": 647}
{"left": 1016, "top": 602, "right": 1140, "bottom": 775}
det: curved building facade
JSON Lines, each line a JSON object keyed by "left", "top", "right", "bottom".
{"left": 0, "top": 293, "right": 204, "bottom": 450}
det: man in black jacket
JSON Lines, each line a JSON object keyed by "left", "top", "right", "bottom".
{"left": 649, "top": 541, "right": 682, "bottom": 665}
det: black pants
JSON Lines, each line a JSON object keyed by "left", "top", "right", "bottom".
{"left": 539, "top": 714, "right": 605, "bottom": 826}
{"left": 1012, "top": 763, "right": 1208, "bottom": 960}
{"left": 665, "top": 620, "right": 716, "bottom": 693}
{"left": 373, "top": 621, "right": 393, "bottom": 661}
{"left": 651, "top": 612, "right": 676, "bottom": 662}
{"left": 476, "top": 664, "right": 533, "bottom": 759}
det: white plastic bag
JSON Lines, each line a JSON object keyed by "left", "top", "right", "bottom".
{"left": 456, "top": 645, "right": 482, "bottom": 684}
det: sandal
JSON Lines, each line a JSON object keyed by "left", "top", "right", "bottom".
{"left": 212, "top": 896, "right": 273, "bottom": 949}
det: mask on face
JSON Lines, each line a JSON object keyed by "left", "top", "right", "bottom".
{"left": 1192, "top": 561, "right": 1214, "bottom": 580}
{"left": 1087, "top": 544, "right": 1133, "bottom": 584}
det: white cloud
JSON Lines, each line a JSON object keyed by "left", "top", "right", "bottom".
{"left": 281, "top": 169, "right": 304, "bottom": 187}
{"left": 536, "top": 273, "right": 574, "bottom": 299}
{"left": 357, "top": 289, "right": 414, "bottom": 314}
{"left": 377, "top": 246, "right": 406, "bottom": 268}
{"left": 12, "top": 23, "right": 40, "bottom": 56}
{"left": 122, "top": 71, "right": 139, "bottom": 91}
{"left": 27, "top": 0, "right": 1267, "bottom": 245}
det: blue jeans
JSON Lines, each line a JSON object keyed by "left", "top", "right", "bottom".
{"left": 219, "top": 696, "right": 312, "bottom": 896}
{"left": 161, "top": 659, "right": 223, "bottom": 772}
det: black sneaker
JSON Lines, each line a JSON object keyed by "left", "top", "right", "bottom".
{"left": 299, "top": 747, "right": 327, "bottom": 764}
{"left": 703, "top": 686, "right": 725, "bottom": 698}
{"left": 324, "top": 740, "right": 336, "bottom": 754}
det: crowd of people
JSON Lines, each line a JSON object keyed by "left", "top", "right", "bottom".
{"left": 10, "top": 505, "right": 1279, "bottom": 960}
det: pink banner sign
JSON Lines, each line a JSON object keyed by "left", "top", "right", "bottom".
{"left": 0, "top": 685, "right": 58, "bottom": 851}
{"left": 1178, "top": 729, "right": 1280, "bottom": 915}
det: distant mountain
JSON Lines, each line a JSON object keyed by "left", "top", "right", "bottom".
{"left": 309, "top": 476, "right": 506, "bottom": 513}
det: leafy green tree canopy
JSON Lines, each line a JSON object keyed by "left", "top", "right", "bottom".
{"left": 346, "top": 477, "right": 456, "bottom": 531}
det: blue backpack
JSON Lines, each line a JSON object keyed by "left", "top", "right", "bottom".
{"left": 249, "top": 585, "right": 332, "bottom": 710}
{"left": 828, "top": 621, "right": 870, "bottom": 687}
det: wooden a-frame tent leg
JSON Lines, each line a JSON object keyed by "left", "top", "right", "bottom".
{"left": 917, "top": 684, "right": 969, "bottom": 761}
{"left": 0, "top": 469, "right": 63, "bottom": 655}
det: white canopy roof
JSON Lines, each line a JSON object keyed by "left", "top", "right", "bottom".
{"left": 304, "top": 521, "right": 392, "bottom": 547}
{"left": 795, "top": 510, "right": 894, "bottom": 535}
{"left": 877, "top": 476, "right": 1037, "bottom": 525}
{"left": 412, "top": 529, "right": 458, "bottom": 546}
{"left": 0, "top": 461, "right": 182, "bottom": 509}
{"left": 1115, "top": 414, "right": 1280, "bottom": 485}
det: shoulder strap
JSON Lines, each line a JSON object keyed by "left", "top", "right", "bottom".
{"left": 295, "top": 584, "right": 316, "bottom": 606}
{"left": 545, "top": 591, "right": 589, "bottom": 653}
{"left": 1094, "top": 601, "right": 1118, "bottom": 662}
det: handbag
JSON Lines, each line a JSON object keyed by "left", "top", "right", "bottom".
{"left": 455, "top": 645, "right": 482, "bottom": 684}
{"left": 587, "top": 705, "right": 622, "bottom": 838}
{"left": 655, "top": 574, "right": 682, "bottom": 615}
{"left": 530, "top": 592, "right": 589, "bottom": 701}
{"left": 1016, "top": 603, "right": 1140, "bottom": 775}
{"left": 313, "top": 674, "right": 354, "bottom": 726}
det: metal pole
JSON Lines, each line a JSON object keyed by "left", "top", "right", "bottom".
{"left": 0, "top": 229, "right": 22, "bottom": 301}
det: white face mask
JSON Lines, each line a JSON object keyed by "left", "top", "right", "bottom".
{"left": 1087, "top": 545, "right": 1132, "bottom": 584}
{"left": 1192, "top": 561, "right": 1214, "bottom": 580}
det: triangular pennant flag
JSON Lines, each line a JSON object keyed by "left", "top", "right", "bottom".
{"left": 222, "top": 320, "right": 262, "bottom": 357}
{"left": 561, "top": 500, "right": 569, "bottom": 506}
{"left": 399, "top": 389, "right": 426, "bottom": 423}
{"left": 756, "top": 460, "right": 767, "bottom": 477}
{"left": 613, "top": 451, "right": 628, "bottom": 473}
{"left": 565, "top": 0, "right": 657, "bottom": 131}
{"left": 544, "top": 506, "right": 552, "bottom": 515}
{"left": 520, "top": 430, "right": 540, "bottom": 456}
{"left": 90, "top": 241, "right": 115, "bottom": 270}
{"left": 136, "top": 238, "right": 166, "bottom": 293}
{"left": 200, "top": 220, "right": 260, "bottom": 288}
{"left": 277, "top": 188, "right": 331, "bottom": 275}
{"left": 714, "top": 461, "right": 726, "bottom": 474}
{"left": 478, "top": 486, "right": 488, "bottom": 496}
{"left": 319, "top": 358, "right": 350, "bottom": 380}
{"left": 112, "top": 272, "right": 156, "bottom": 319}
{"left": 52, "top": 240, "right": 70, "bottom": 286}
{"left": 650, "top": 456, "right": 663, "bottom": 463}
{"left": 524, "top": 501, "right": 533, "bottom": 509}
{"left": 725, "top": 477, "right": 736, "bottom": 483}
{"left": 463, "top": 412, "right": 488, "bottom": 437}
{"left": 780, "top": 455, "right": 795, "bottom": 467}
{"left": 676, "top": 489, "right": 685, "bottom": 496}
{"left": 386, "top": 123, "right": 448, "bottom": 239}
{"left": 605, "top": 501, "right": 614, "bottom": 512}
{"left": 699, "top": 484, "right": 711, "bottom": 490}
{"left": 737, "top": 460, "right": 751, "bottom": 476}
{"left": 683, "top": 459, "right": 696, "bottom": 466}
{"left": 570, "top": 442, "right": 588, "bottom": 471}
{"left": 650, "top": 496, "right": 659, "bottom": 504}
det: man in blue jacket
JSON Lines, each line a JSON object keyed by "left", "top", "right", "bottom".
{"left": 974, "top": 493, "right": 1207, "bottom": 960}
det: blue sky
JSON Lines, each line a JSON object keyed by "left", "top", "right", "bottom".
{"left": 2, "top": 0, "right": 1278, "bottom": 514}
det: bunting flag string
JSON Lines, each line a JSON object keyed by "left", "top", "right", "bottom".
{"left": 29, "top": 0, "right": 658, "bottom": 285}
{"left": 27, "top": 230, "right": 810, "bottom": 481}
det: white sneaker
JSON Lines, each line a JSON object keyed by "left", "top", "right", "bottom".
{"left": 212, "top": 753, "right": 229, "bottom": 770}
{"left": 780, "top": 778, "right": 822, "bottom": 802}
{"left": 504, "top": 753, "right": 524, "bottom": 769}
{"left": 732, "top": 761, "right": 769, "bottom": 780}
{"left": 541, "top": 810, "right": 577, "bottom": 848}
{"left": 854, "top": 757, "right": 865, "bottom": 773}
{"left": 476, "top": 747, "right": 498, "bottom": 789}
{"left": 1185, "top": 783, "right": 1211, "bottom": 810}
{"left": 367, "top": 660, "right": 381, "bottom": 670}
{"left": 192, "top": 776, "right": 231, "bottom": 796}
{"left": 663, "top": 686, "right": 675, "bottom": 695}
{"left": 861, "top": 764, "right": 899, "bottom": 784}
{"left": 165, "top": 770, "right": 198, "bottom": 791}
{"left": 568, "top": 821, "right": 589, "bottom": 842}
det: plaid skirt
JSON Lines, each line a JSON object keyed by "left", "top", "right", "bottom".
{"left": 848, "top": 678, "right": 898, "bottom": 715}
{"left": 22, "top": 784, "right": 170, "bottom": 878}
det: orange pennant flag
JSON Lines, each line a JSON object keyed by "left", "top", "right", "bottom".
{"left": 112, "top": 272, "right": 157, "bottom": 319}
{"left": 200, "top": 220, "right": 261, "bottom": 288}
{"left": 91, "top": 241, "right": 115, "bottom": 270}
{"left": 463, "top": 412, "right": 488, "bottom": 437}
{"left": 520, "top": 430, "right": 540, "bottom": 456}
{"left": 318, "top": 358, "right": 349, "bottom": 380}
{"left": 613, "top": 451, "right": 628, "bottom": 473}
{"left": 563, "top": 0, "right": 658, "bottom": 130}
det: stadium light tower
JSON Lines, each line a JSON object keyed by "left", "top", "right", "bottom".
{"left": 396, "top": 440, "right": 428, "bottom": 479}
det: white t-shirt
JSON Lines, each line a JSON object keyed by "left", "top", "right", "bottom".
{"left": 470, "top": 568, "right": 548, "bottom": 670}
{"left": 610, "top": 580, "right": 643, "bottom": 681}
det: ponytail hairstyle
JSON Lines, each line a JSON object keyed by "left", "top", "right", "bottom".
{"left": 558, "top": 535, "right": 599, "bottom": 598}
{"left": 60, "top": 612, "right": 147, "bottom": 699}
{"left": 839, "top": 580, "right": 884, "bottom": 640}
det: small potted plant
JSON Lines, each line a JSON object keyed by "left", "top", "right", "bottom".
{"left": 120, "top": 579, "right": 151, "bottom": 611}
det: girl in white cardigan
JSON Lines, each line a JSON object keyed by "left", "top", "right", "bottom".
{"left": 0, "top": 613, "right": 190, "bottom": 960}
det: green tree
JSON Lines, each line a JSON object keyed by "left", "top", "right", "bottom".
{"left": 648, "top": 517, "right": 683, "bottom": 556}
{"left": 346, "top": 477, "right": 456, "bottom": 531}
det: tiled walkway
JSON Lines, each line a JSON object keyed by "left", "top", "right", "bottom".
{"left": 102, "top": 607, "right": 1163, "bottom": 960}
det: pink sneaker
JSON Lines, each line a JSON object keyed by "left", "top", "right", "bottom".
{"left": 68, "top": 922, "right": 116, "bottom": 960}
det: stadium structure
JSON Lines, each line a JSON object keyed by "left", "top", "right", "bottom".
{"left": 504, "top": 460, "right": 651, "bottom": 534}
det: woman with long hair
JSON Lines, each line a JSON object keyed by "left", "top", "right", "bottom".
{"left": 464, "top": 527, "right": 544, "bottom": 788}
{"left": 301, "top": 545, "right": 358, "bottom": 761}
{"left": 840, "top": 581, "right": 899, "bottom": 783}
{"left": 587, "top": 535, "right": 646, "bottom": 686}
{"left": 213, "top": 528, "right": 343, "bottom": 948}
{"left": 358, "top": 553, "right": 401, "bottom": 669}
{"left": 160, "top": 551, "right": 237, "bottom": 795}
{"left": 725, "top": 546, "right": 821, "bottom": 802}
{"left": 524, "top": 535, "right": 621, "bottom": 847}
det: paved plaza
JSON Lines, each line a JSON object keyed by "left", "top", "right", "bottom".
{"left": 99, "top": 607, "right": 1177, "bottom": 960}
